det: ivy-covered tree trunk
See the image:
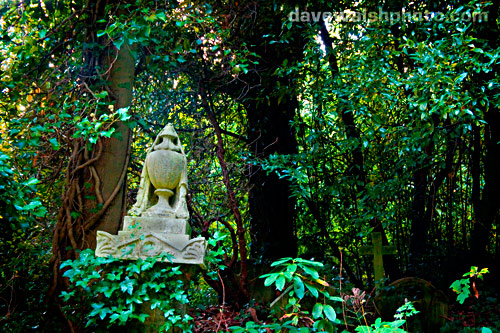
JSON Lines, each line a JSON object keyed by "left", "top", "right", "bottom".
{"left": 49, "top": 0, "right": 135, "bottom": 302}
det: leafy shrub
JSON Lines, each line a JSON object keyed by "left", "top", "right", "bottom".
{"left": 229, "top": 258, "right": 425, "bottom": 332}
{"left": 0, "top": 150, "right": 51, "bottom": 330}
{"left": 230, "top": 257, "right": 343, "bottom": 332}
{"left": 60, "top": 249, "right": 193, "bottom": 332}
{"left": 450, "top": 266, "right": 489, "bottom": 304}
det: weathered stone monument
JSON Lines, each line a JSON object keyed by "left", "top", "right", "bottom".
{"left": 360, "top": 232, "right": 396, "bottom": 289}
{"left": 374, "top": 277, "right": 448, "bottom": 333}
{"left": 96, "top": 124, "right": 206, "bottom": 265}
{"left": 360, "top": 233, "right": 448, "bottom": 332}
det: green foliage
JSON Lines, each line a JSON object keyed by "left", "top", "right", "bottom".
{"left": 187, "top": 232, "right": 228, "bottom": 308}
{"left": 230, "top": 321, "right": 282, "bottom": 333}
{"left": 204, "top": 231, "right": 229, "bottom": 279}
{"left": 230, "top": 257, "right": 342, "bottom": 332}
{"left": 230, "top": 258, "right": 422, "bottom": 332}
{"left": 2, "top": 0, "right": 500, "bottom": 330}
{"left": 354, "top": 301, "right": 419, "bottom": 333}
{"left": 0, "top": 225, "right": 52, "bottom": 331}
{"left": 450, "top": 266, "right": 489, "bottom": 304}
{"left": 393, "top": 301, "right": 419, "bottom": 322}
{"left": 73, "top": 106, "right": 135, "bottom": 146}
{"left": 0, "top": 151, "right": 47, "bottom": 230}
{"left": 0, "top": 149, "right": 51, "bottom": 330}
{"left": 261, "top": 258, "right": 342, "bottom": 330}
{"left": 60, "top": 249, "right": 192, "bottom": 331}
{"left": 354, "top": 317, "right": 406, "bottom": 333}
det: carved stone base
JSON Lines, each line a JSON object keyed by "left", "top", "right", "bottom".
{"left": 96, "top": 216, "right": 206, "bottom": 267}
{"left": 123, "top": 216, "right": 191, "bottom": 234}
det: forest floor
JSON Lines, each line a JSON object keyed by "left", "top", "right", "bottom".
{"left": 190, "top": 293, "right": 500, "bottom": 332}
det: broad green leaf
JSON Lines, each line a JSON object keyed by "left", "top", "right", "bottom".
{"left": 302, "top": 265, "right": 319, "bottom": 279}
{"left": 323, "top": 304, "right": 336, "bottom": 322}
{"left": 287, "top": 264, "right": 298, "bottom": 273}
{"left": 293, "top": 276, "right": 305, "bottom": 299}
{"left": 24, "top": 177, "right": 39, "bottom": 186}
{"left": 305, "top": 282, "right": 319, "bottom": 298}
{"left": 275, "top": 275, "right": 286, "bottom": 291}
{"left": 264, "top": 273, "right": 279, "bottom": 287}
{"left": 312, "top": 303, "right": 323, "bottom": 319}
{"left": 270, "top": 257, "right": 292, "bottom": 267}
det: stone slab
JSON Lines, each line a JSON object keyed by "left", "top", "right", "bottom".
{"left": 374, "top": 277, "right": 448, "bottom": 333}
{"left": 123, "top": 216, "right": 190, "bottom": 234}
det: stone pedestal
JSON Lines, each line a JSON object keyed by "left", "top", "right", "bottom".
{"left": 96, "top": 216, "right": 206, "bottom": 266}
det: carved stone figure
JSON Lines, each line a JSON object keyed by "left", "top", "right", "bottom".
{"left": 96, "top": 124, "right": 206, "bottom": 266}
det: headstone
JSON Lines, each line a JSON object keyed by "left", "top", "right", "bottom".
{"left": 96, "top": 124, "right": 206, "bottom": 265}
{"left": 360, "top": 232, "right": 396, "bottom": 289}
{"left": 374, "top": 277, "right": 449, "bottom": 333}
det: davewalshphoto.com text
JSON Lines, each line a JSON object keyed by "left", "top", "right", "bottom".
{"left": 289, "top": 8, "right": 488, "bottom": 24}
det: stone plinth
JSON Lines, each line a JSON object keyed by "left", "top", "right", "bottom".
{"left": 96, "top": 230, "right": 206, "bottom": 266}
{"left": 96, "top": 214, "right": 206, "bottom": 267}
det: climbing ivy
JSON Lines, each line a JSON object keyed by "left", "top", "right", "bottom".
{"left": 60, "top": 249, "right": 193, "bottom": 332}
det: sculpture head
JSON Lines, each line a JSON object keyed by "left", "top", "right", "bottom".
{"left": 153, "top": 124, "right": 183, "bottom": 153}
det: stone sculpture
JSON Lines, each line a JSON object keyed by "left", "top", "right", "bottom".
{"left": 131, "top": 124, "right": 188, "bottom": 219}
{"left": 96, "top": 124, "right": 206, "bottom": 266}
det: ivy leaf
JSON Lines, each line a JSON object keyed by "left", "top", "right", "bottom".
{"left": 137, "top": 313, "right": 149, "bottom": 323}
{"left": 49, "top": 137, "right": 60, "bottom": 150}
{"left": 110, "top": 313, "right": 120, "bottom": 323}
{"left": 120, "top": 278, "right": 134, "bottom": 295}
{"left": 101, "top": 128, "right": 116, "bottom": 138}
{"left": 95, "top": 91, "right": 108, "bottom": 98}
{"left": 117, "top": 107, "right": 131, "bottom": 121}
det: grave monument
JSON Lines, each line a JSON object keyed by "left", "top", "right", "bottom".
{"left": 360, "top": 232, "right": 448, "bottom": 332}
{"left": 96, "top": 124, "right": 206, "bottom": 265}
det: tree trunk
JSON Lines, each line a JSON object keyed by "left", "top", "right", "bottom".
{"left": 49, "top": 16, "right": 135, "bottom": 301}
{"left": 470, "top": 1, "right": 500, "bottom": 261}
{"left": 226, "top": 2, "right": 305, "bottom": 263}
{"left": 84, "top": 42, "right": 135, "bottom": 248}
{"left": 246, "top": 93, "right": 299, "bottom": 261}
